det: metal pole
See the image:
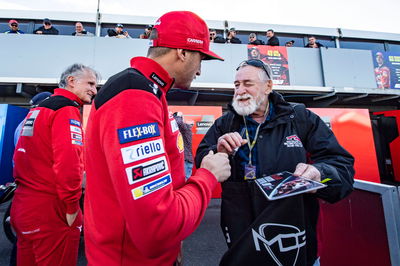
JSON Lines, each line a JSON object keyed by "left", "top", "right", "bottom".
{"left": 95, "top": 0, "right": 101, "bottom": 37}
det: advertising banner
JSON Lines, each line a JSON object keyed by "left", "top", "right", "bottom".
{"left": 372, "top": 51, "right": 400, "bottom": 89}
{"left": 247, "top": 45, "right": 290, "bottom": 85}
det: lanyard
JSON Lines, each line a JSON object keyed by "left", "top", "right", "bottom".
{"left": 242, "top": 101, "right": 270, "bottom": 165}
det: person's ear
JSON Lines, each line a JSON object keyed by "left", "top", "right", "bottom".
{"left": 176, "top": 49, "right": 187, "bottom": 62}
{"left": 265, "top": 80, "right": 273, "bottom": 94}
{"left": 66, "top": 76, "right": 75, "bottom": 87}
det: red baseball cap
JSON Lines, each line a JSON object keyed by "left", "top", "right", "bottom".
{"left": 150, "top": 11, "right": 224, "bottom": 61}
{"left": 9, "top": 19, "right": 18, "bottom": 25}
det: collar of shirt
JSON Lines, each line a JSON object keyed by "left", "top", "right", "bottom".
{"left": 53, "top": 88, "right": 84, "bottom": 107}
{"left": 130, "top": 57, "right": 175, "bottom": 93}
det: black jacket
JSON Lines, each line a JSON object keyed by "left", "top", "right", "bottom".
{"left": 33, "top": 26, "right": 59, "bottom": 35}
{"left": 226, "top": 36, "right": 242, "bottom": 44}
{"left": 195, "top": 91, "right": 354, "bottom": 265}
{"left": 305, "top": 42, "right": 324, "bottom": 48}
{"left": 267, "top": 36, "right": 280, "bottom": 46}
{"left": 249, "top": 39, "right": 265, "bottom": 45}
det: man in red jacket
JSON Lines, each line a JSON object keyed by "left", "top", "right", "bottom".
{"left": 84, "top": 11, "right": 231, "bottom": 265}
{"left": 12, "top": 63, "right": 99, "bottom": 266}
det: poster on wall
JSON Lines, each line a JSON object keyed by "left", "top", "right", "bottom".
{"left": 247, "top": 45, "right": 290, "bottom": 85}
{"left": 372, "top": 51, "right": 400, "bottom": 89}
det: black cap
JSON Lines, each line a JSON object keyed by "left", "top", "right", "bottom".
{"left": 43, "top": 18, "right": 51, "bottom": 24}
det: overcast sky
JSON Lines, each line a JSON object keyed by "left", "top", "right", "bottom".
{"left": 1, "top": 0, "right": 399, "bottom": 34}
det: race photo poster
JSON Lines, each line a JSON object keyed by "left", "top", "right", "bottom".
{"left": 372, "top": 51, "right": 400, "bottom": 89}
{"left": 247, "top": 45, "right": 290, "bottom": 85}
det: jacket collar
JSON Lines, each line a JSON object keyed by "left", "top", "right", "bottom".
{"left": 130, "top": 57, "right": 175, "bottom": 93}
{"left": 53, "top": 88, "right": 83, "bottom": 107}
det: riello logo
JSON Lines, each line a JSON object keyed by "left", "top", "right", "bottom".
{"left": 252, "top": 223, "right": 306, "bottom": 265}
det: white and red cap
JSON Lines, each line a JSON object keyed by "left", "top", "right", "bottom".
{"left": 150, "top": 11, "right": 224, "bottom": 61}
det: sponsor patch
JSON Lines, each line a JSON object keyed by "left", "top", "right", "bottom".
{"left": 21, "top": 110, "right": 41, "bottom": 137}
{"left": 125, "top": 156, "right": 168, "bottom": 185}
{"left": 71, "top": 133, "right": 82, "bottom": 141}
{"left": 131, "top": 174, "right": 171, "bottom": 200}
{"left": 72, "top": 140, "right": 83, "bottom": 146}
{"left": 170, "top": 119, "right": 179, "bottom": 133}
{"left": 70, "top": 125, "right": 82, "bottom": 134}
{"left": 150, "top": 72, "right": 166, "bottom": 87}
{"left": 118, "top": 123, "right": 160, "bottom": 144}
{"left": 283, "top": 135, "right": 303, "bottom": 148}
{"left": 120, "top": 138, "right": 165, "bottom": 164}
{"left": 70, "top": 119, "right": 81, "bottom": 127}
{"left": 177, "top": 133, "right": 184, "bottom": 153}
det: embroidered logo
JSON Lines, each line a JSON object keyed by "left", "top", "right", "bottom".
{"left": 283, "top": 135, "right": 303, "bottom": 148}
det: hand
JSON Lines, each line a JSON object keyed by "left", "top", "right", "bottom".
{"left": 200, "top": 150, "right": 231, "bottom": 182}
{"left": 293, "top": 163, "right": 321, "bottom": 193}
{"left": 66, "top": 211, "right": 79, "bottom": 226}
{"left": 217, "top": 132, "right": 247, "bottom": 154}
{"left": 36, "top": 31, "right": 43, "bottom": 34}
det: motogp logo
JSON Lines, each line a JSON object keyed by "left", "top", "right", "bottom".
{"left": 252, "top": 223, "right": 306, "bottom": 266}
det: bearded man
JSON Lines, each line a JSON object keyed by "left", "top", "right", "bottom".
{"left": 195, "top": 59, "right": 354, "bottom": 266}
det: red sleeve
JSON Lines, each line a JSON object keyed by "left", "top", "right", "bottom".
{"left": 100, "top": 90, "right": 217, "bottom": 258}
{"left": 52, "top": 106, "right": 83, "bottom": 214}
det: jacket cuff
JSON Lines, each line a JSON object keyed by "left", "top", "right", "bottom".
{"left": 66, "top": 201, "right": 80, "bottom": 214}
{"left": 195, "top": 168, "right": 218, "bottom": 190}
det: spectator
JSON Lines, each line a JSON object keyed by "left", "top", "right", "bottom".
{"left": 72, "top": 22, "right": 94, "bottom": 36}
{"left": 209, "top": 28, "right": 225, "bottom": 43}
{"left": 305, "top": 36, "right": 324, "bottom": 48}
{"left": 33, "top": 18, "right": 59, "bottom": 35}
{"left": 139, "top": 25, "right": 153, "bottom": 39}
{"left": 173, "top": 112, "right": 194, "bottom": 180}
{"left": 195, "top": 59, "right": 354, "bottom": 266}
{"left": 266, "top": 29, "right": 279, "bottom": 46}
{"left": 248, "top": 33, "right": 264, "bottom": 45}
{"left": 226, "top": 28, "right": 241, "bottom": 44}
{"left": 106, "top": 23, "right": 130, "bottom": 38}
{"left": 285, "top": 40, "right": 295, "bottom": 47}
{"left": 4, "top": 19, "right": 24, "bottom": 34}
{"left": 84, "top": 11, "right": 230, "bottom": 265}
{"left": 12, "top": 63, "right": 99, "bottom": 266}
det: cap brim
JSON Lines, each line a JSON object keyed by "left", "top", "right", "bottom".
{"left": 202, "top": 50, "right": 224, "bottom": 61}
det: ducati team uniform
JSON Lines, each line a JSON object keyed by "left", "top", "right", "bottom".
{"left": 196, "top": 91, "right": 355, "bottom": 265}
{"left": 12, "top": 89, "right": 84, "bottom": 266}
{"left": 374, "top": 66, "right": 391, "bottom": 89}
{"left": 84, "top": 57, "right": 218, "bottom": 265}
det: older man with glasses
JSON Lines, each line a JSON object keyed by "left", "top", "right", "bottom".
{"left": 196, "top": 59, "right": 355, "bottom": 266}
{"left": 4, "top": 19, "right": 24, "bottom": 34}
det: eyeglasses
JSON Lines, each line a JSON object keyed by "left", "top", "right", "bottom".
{"left": 236, "top": 59, "right": 271, "bottom": 80}
{"left": 11, "top": 24, "right": 18, "bottom": 27}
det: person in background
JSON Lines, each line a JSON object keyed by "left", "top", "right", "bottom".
{"left": 10, "top": 91, "right": 52, "bottom": 266}
{"left": 285, "top": 40, "right": 295, "bottom": 47}
{"left": 11, "top": 63, "right": 99, "bottom": 266}
{"left": 305, "top": 36, "right": 324, "bottom": 48}
{"left": 226, "top": 28, "right": 241, "bottom": 44}
{"left": 106, "top": 23, "right": 130, "bottom": 38}
{"left": 4, "top": 19, "right": 24, "bottom": 34}
{"left": 248, "top": 33, "right": 264, "bottom": 45}
{"left": 173, "top": 112, "right": 194, "bottom": 180}
{"left": 195, "top": 59, "right": 354, "bottom": 266}
{"left": 33, "top": 18, "right": 59, "bottom": 35}
{"left": 72, "top": 22, "right": 94, "bottom": 36}
{"left": 84, "top": 11, "right": 231, "bottom": 265}
{"left": 139, "top": 25, "right": 153, "bottom": 39}
{"left": 266, "top": 29, "right": 279, "bottom": 46}
{"left": 209, "top": 28, "right": 226, "bottom": 43}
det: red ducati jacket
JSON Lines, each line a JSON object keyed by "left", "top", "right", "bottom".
{"left": 13, "top": 89, "right": 84, "bottom": 215}
{"left": 84, "top": 57, "right": 217, "bottom": 265}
